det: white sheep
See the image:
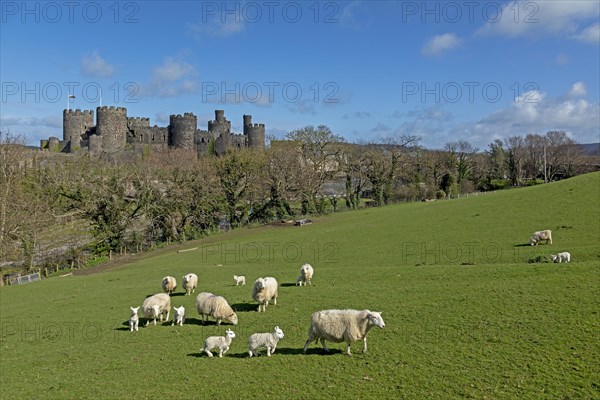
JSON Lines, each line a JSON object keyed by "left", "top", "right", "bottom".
{"left": 303, "top": 309, "right": 385, "bottom": 356}
{"left": 202, "top": 329, "right": 236, "bottom": 358}
{"left": 530, "top": 229, "right": 552, "bottom": 246}
{"left": 129, "top": 306, "right": 139, "bottom": 332}
{"left": 182, "top": 273, "right": 198, "bottom": 296}
{"left": 296, "top": 263, "right": 314, "bottom": 286}
{"left": 162, "top": 276, "right": 177, "bottom": 294}
{"left": 233, "top": 275, "right": 246, "bottom": 286}
{"left": 551, "top": 252, "right": 571, "bottom": 263}
{"left": 172, "top": 306, "right": 185, "bottom": 326}
{"left": 141, "top": 293, "right": 171, "bottom": 326}
{"left": 252, "top": 277, "right": 279, "bottom": 312}
{"left": 248, "top": 326, "right": 285, "bottom": 357}
{"left": 196, "top": 292, "right": 238, "bottom": 326}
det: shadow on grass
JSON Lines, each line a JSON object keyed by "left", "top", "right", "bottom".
{"left": 231, "top": 303, "right": 259, "bottom": 313}
{"left": 184, "top": 317, "right": 229, "bottom": 326}
{"left": 300, "top": 347, "right": 343, "bottom": 356}
{"left": 514, "top": 243, "right": 531, "bottom": 247}
{"left": 280, "top": 283, "right": 297, "bottom": 287}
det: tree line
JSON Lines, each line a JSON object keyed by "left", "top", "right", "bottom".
{"left": 0, "top": 128, "right": 596, "bottom": 271}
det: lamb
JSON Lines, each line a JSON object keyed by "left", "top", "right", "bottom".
{"left": 248, "top": 326, "right": 285, "bottom": 357}
{"left": 162, "top": 276, "right": 177, "bottom": 294}
{"left": 129, "top": 306, "right": 139, "bottom": 332}
{"left": 172, "top": 306, "right": 185, "bottom": 326}
{"left": 529, "top": 230, "right": 552, "bottom": 246}
{"left": 551, "top": 252, "right": 571, "bottom": 263}
{"left": 303, "top": 309, "right": 385, "bottom": 356}
{"left": 196, "top": 292, "right": 238, "bottom": 326}
{"left": 202, "top": 329, "right": 236, "bottom": 357}
{"left": 141, "top": 293, "right": 171, "bottom": 326}
{"left": 182, "top": 273, "right": 198, "bottom": 296}
{"left": 233, "top": 275, "right": 246, "bottom": 286}
{"left": 296, "top": 263, "right": 314, "bottom": 286}
{"left": 252, "top": 277, "right": 279, "bottom": 312}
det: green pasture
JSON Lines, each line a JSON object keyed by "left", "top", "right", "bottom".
{"left": 1, "top": 172, "right": 599, "bottom": 399}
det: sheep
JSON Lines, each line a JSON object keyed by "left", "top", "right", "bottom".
{"left": 141, "top": 293, "right": 171, "bottom": 326}
{"left": 196, "top": 292, "right": 238, "bottom": 326}
{"left": 296, "top": 263, "right": 314, "bottom": 286}
{"left": 252, "top": 277, "right": 278, "bottom": 312}
{"left": 172, "top": 306, "right": 185, "bottom": 326}
{"left": 551, "top": 252, "right": 571, "bottom": 263}
{"left": 202, "top": 329, "right": 236, "bottom": 357}
{"left": 529, "top": 230, "right": 552, "bottom": 246}
{"left": 303, "top": 309, "right": 385, "bottom": 356}
{"left": 182, "top": 273, "right": 198, "bottom": 296}
{"left": 233, "top": 275, "right": 246, "bottom": 286}
{"left": 129, "top": 306, "right": 139, "bottom": 332}
{"left": 248, "top": 326, "right": 285, "bottom": 357}
{"left": 162, "top": 276, "right": 177, "bottom": 294}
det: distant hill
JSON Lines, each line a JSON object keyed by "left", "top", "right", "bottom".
{"left": 579, "top": 143, "right": 600, "bottom": 156}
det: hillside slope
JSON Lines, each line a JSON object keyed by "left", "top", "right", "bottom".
{"left": 0, "top": 172, "right": 598, "bottom": 399}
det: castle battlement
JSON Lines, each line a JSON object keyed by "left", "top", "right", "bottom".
{"left": 64, "top": 109, "right": 93, "bottom": 115}
{"left": 170, "top": 113, "right": 197, "bottom": 120}
{"left": 97, "top": 105, "right": 127, "bottom": 112}
{"left": 128, "top": 117, "right": 150, "bottom": 122}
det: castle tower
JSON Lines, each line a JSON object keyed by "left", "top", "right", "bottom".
{"left": 63, "top": 109, "right": 94, "bottom": 153}
{"left": 168, "top": 113, "right": 197, "bottom": 150}
{"left": 207, "top": 109, "right": 231, "bottom": 139}
{"left": 243, "top": 114, "right": 265, "bottom": 150}
{"left": 96, "top": 106, "right": 128, "bottom": 153}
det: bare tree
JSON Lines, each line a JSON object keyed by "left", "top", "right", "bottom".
{"left": 286, "top": 125, "right": 344, "bottom": 214}
{"left": 504, "top": 136, "right": 525, "bottom": 186}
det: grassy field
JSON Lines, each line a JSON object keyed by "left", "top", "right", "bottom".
{"left": 1, "top": 172, "right": 599, "bottom": 399}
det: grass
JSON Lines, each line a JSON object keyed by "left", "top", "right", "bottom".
{"left": 1, "top": 172, "right": 599, "bottom": 399}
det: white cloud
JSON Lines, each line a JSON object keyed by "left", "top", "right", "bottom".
{"left": 339, "top": 1, "right": 362, "bottom": 29}
{"left": 572, "top": 23, "right": 600, "bottom": 43}
{"left": 477, "top": 1, "right": 600, "bottom": 42}
{"left": 1, "top": 115, "right": 61, "bottom": 129}
{"left": 568, "top": 82, "right": 587, "bottom": 97}
{"left": 140, "top": 58, "right": 199, "bottom": 98}
{"left": 448, "top": 88, "right": 599, "bottom": 146}
{"left": 342, "top": 111, "right": 372, "bottom": 120}
{"left": 421, "top": 33, "right": 462, "bottom": 56}
{"left": 187, "top": 8, "right": 245, "bottom": 40}
{"left": 555, "top": 53, "right": 569, "bottom": 65}
{"left": 389, "top": 85, "right": 599, "bottom": 148}
{"left": 81, "top": 51, "right": 115, "bottom": 78}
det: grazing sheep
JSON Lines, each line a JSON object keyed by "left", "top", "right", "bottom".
{"left": 296, "top": 263, "right": 314, "bottom": 286}
{"left": 141, "top": 293, "right": 171, "bottom": 326}
{"left": 248, "top": 326, "right": 285, "bottom": 357}
{"left": 172, "top": 306, "right": 185, "bottom": 326}
{"left": 196, "top": 292, "right": 238, "bottom": 326}
{"left": 252, "top": 277, "right": 279, "bottom": 312}
{"left": 303, "top": 309, "right": 385, "bottom": 356}
{"left": 551, "top": 252, "right": 571, "bottom": 263}
{"left": 529, "top": 230, "right": 552, "bottom": 246}
{"left": 202, "top": 329, "right": 236, "bottom": 358}
{"left": 182, "top": 273, "right": 198, "bottom": 296}
{"left": 233, "top": 275, "right": 246, "bottom": 286}
{"left": 162, "top": 276, "right": 177, "bottom": 294}
{"left": 129, "top": 306, "right": 139, "bottom": 332}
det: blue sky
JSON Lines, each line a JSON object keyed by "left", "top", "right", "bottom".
{"left": 1, "top": 0, "right": 599, "bottom": 148}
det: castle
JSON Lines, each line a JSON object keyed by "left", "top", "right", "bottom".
{"left": 40, "top": 107, "right": 265, "bottom": 156}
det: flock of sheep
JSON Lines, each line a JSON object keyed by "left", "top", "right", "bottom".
{"left": 529, "top": 229, "right": 571, "bottom": 263}
{"left": 128, "top": 263, "right": 386, "bottom": 357}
